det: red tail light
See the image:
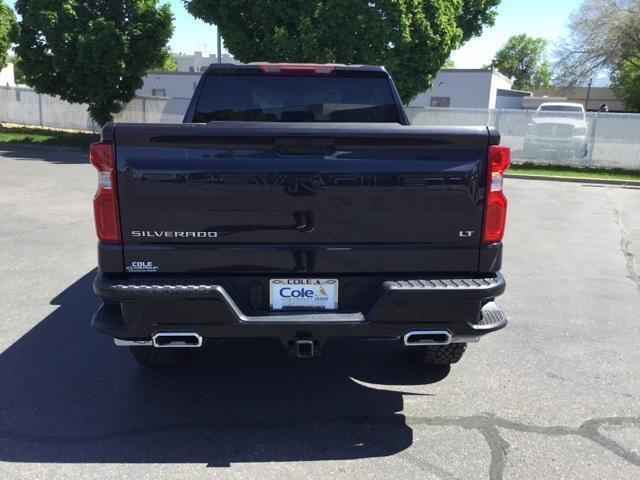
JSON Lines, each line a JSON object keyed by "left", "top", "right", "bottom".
{"left": 482, "top": 145, "right": 511, "bottom": 243}
{"left": 90, "top": 142, "right": 120, "bottom": 242}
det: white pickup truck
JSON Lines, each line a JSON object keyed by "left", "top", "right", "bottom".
{"left": 523, "top": 102, "right": 589, "bottom": 159}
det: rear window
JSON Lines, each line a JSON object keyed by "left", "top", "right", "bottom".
{"left": 539, "top": 105, "right": 583, "bottom": 112}
{"left": 192, "top": 74, "right": 401, "bottom": 123}
{"left": 536, "top": 105, "right": 586, "bottom": 120}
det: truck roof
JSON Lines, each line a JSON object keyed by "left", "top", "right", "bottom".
{"left": 537, "top": 102, "right": 585, "bottom": 110}
{"left": 204, "top": 62, "right": 389, "bottom": 77}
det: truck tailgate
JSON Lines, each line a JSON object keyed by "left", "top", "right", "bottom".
{"left": 111, "top": 123, "right": 493, "bottom": 274}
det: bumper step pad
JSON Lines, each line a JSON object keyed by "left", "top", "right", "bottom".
{"left": 473, "top": 302, "right": 508, "bottom": 331}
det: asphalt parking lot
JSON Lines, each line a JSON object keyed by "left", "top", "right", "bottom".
{"left": 0, "top": 144, "right": 639, "bottom": 480}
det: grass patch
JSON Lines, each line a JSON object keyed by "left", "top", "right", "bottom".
{"left": 0, "top": 126, "right": 99, "bottom": 150}
{"left": 509, "top": 162, "right": 640, "bottom": 181}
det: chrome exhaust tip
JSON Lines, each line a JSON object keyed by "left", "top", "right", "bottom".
{"left": 151, "top": 332, "right": 203, "bottom": 348}
{"left": 403, "top": 330, "right": 452, "bottom": 346}
{"left": 114, "top": 338, "right": 152, "bottom": 347}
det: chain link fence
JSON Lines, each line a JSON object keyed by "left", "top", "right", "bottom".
{"left": 407, "top": 107, "right": 640, "bottom": 171}
{"left": 0, "top": 87, "right": 190, "bottom": 133}
{"left": 1, "top": 87, "right": 639, "bottom": 171}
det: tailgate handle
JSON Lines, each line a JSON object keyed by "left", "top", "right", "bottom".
{"left": 274, "top": 137, "right": 335, "bottom": 155}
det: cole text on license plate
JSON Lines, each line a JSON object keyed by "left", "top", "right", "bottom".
{"left": 270, "top": 279, "right": 338, "bottom": 311}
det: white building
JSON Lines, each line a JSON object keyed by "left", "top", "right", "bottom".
{"left": 0, "top": 63, "right": 16, "bottom": 87}
{"left": 408, "top": 69, "right": 530, "bottom": 109}
{"left": 136, "top": 51, "right": 241, "bottom": 97}
{"left": 174, "top": 51, "right": 239, "bottom": 73}
{"left": 137, "top": 72, "right": 203, "bottom": 98}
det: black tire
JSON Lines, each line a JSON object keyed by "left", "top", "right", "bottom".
{"left": 409, "top": 343, "right": 467, "bottom": 365}
{"left": 130, "top": 346, "right": 178, "bottom": 368}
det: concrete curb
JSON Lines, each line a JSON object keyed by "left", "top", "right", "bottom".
{"left": 506, "top": 173, "right": 640, "bottom": 187}
{"left": 0, "top": 142, "right": 87, "bottom": 153}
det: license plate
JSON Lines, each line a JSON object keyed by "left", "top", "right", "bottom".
{"left": 270, "top": 279, "right": 338, "bottom": 311}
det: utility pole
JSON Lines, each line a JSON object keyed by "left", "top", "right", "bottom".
{"left": 217, "top": 29, "right": 222, "bottom": 64}
{"left": 585, "top": 77, "right": 593, "bottom": 111}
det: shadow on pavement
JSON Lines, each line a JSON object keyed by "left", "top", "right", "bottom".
{"left": 0, "top": 144, "right": 88, "bottom": 164}
{"left": 0, "top": 271, "right": 450, "bottom": 467}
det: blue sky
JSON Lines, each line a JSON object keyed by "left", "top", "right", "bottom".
{"left": 169, "top": 0, "right": 222, "bottom": 55}
{"left": 451, "top": 0, "right": 581, "bottom": 67}
{"left": 169, "top": 0, "right": 582, "bottom": 66}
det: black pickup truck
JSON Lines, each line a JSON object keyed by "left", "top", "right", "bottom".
{"left": 90, "top": 63, "right": 510, "bottom": 368}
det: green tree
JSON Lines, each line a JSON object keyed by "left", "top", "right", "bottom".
{"left": 532, "top": 59, "right": 552, "bottom": 89}
{"left": 442, "top": 58, "right": 456, "bottom": 69}
{"left": 555, "top": 0, "right": 639, "bottom": 85}
{"left": 0, "top": 0, "right": 17, "bottom": 70}
{"left": 184, "top": 0, "right": 501, "bottom": 103}
{"left": 612, "top": 57, "right": 640, "bottom": 112}
{"left": 554, "top": 0, "right": 640, "bottom": 110}
{"left": 490, "top": 34, "right": 550, "bottom": 90}
{"left": 14, "top": 1, "right": 174, "bottom": 125}
{"left": 155, "top": 51, "right": 178, "bottom": 72}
